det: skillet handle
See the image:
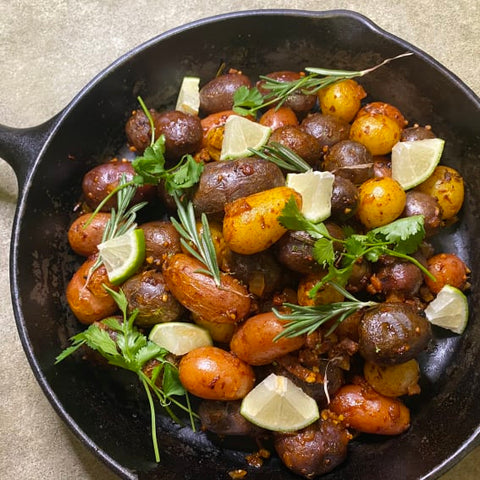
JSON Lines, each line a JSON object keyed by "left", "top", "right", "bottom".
{"left": 0, "top": 115, "right": 60, "bottom": 191}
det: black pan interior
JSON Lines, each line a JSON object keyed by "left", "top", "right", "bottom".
{"left": 10, "top": 9, "right": 480, "bottom": 480}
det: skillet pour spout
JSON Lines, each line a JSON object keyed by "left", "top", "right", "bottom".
{"left": 2, "top": 9, "right": 480, "bottom": 480}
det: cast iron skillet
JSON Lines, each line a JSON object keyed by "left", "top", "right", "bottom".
{"left": 1, "top": 9, "right": 479, "bottom": 480}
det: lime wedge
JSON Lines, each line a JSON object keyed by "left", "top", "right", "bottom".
{"left": 97, "top": 229, "right": 145, "bottom": 285}
{"left": 220, "top": 115, "right": 271, "bottom": 160}
{"left": 240, "top": 373, "right": 319, "bottom": 432}
{"left": 149, "top": 322, "right": 213, "bottom": 355}
{"left": 175, "top": 76, "right": 200, "bottom": 115}
{"left": 424, "top": 285, "right": 469, "bottom": 334}
{"left": 286, "top": 170, "right": 335, "bottom": 222}
{"left": 391, "top": 138, "right": 445, "bottom": 190}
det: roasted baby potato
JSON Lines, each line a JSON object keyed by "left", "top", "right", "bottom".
{"left": 68, "top": 212, "right": 110, "bottom": 257}
{"left": 192, "top": 157, "right": 285, "bottom": 216}
{"left": 330, "top": 380, "right": 411, "bottom": 435}
{"left": 230, "top": 311, "right": 305, "bottom": 366}
{"left": 66, "top": 256, "right": 118, "bottom": 325}
{"left": 162, "top": 253, "right": 251, "bottom": 324}
{"left": 179, "top": 346, "right": 255, "bottom": 400}
{"left": 122, "top": 269, "right": 185, "bottom": 326}
{"left": 223, "top": 186, "right": 301, "bottom": 255}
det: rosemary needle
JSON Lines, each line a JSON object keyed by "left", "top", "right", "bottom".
{"left": 273, "top": 283, "right": 378, "bottom": 340}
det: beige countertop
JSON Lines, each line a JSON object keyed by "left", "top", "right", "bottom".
{"left": 0, "top": 1, "right": 479, "bottom": 479}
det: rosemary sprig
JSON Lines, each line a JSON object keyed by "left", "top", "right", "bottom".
{"left": 249, "top": 141, "right": 312, "bottom": 173}
{"left": 55, "top": 286, "right": 198, "bottom": 462}
{"left": 87, "top": 175, "right": 147, "bottom": 275}
{"left": 233, "top": 52, "right": 413, "bottom": 116}
{"left": 273, "top": 283, "right": 378, "bottom": 339}
{"left": 170, "top": 193, "right": 221, "bottom": 286}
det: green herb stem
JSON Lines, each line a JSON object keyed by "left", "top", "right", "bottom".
{"left": 56, "top": 288, "right": 196, "bottom": 463}
{"left": 142, "top": 376, "right": 160, "bottom": 462}
{"left": 273, "top": 283, "right": 378, "bottom": 339}
{"left": 234, "top": 52, "right": 413, "bottom": 116}
{"left": 249, "top": 142, "right": 312, "bottom": 173}
{"left": 171, "top": 193, "right": 221, "bottom": 286}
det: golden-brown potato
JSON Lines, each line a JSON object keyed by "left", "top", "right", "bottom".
{"left": 350, "top": 113, "right": 402, "bottom": 156}
{"left": 414, "top": 165, "right": 464, "bottom": 220}
{"left": 66, "top": 256, "right": 118, "bottom": 324}
{"left": 364, "top": 359, "right": 421, "bottom": 397}
{"left": 297, "top": 272, "right": 345, "bottom": 306}
{"left": 223, "top": 186, "right": 302, "bottom": 255}
{"left": 200, "top": 110, "right": 237, "bottom": 146}
{"left": 330, "top": 380, "right": 411, "bottom": 435}
{"left": 230, "top": 312, "right": 305, "bottom": 366}
{"left": 178, "top": 346, "right": 255, "bottom": 400}
{"left": 424, "top": 253, "right": 469, "bottom": 294}
{"left": 317, "top": 79, "right": 366, "bottom": 122}
{"left": 162, "top": 253, "right": 250, "bottom": 324}
{"left": 68, "top": 212, "right": 111, "bottom": 257}
{"left": 357, "top": 177, "right": 406, "bottom": 229}
{"left": 356, "top": 101, "right": 407, "bottom": 129}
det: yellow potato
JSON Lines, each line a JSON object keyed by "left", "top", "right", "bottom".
{"left": 415, "top": 165, "right": 464, "bottom": 220}
{"left": 350, "top": 113, "right": 402, "bottom": 156}
{"left": 318, "top": 79, "right": 366, "bottom": 123}
{"left": 357, "top": 177, "right": 406, "bottom": 229}
{"left": 223, "top": 186, "right": 302, "bottom": 255}
{"left": 364, "top": 359, "right": 421, "bottom": 397}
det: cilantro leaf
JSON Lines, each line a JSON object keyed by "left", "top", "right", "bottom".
{"left": 55, "top": 287, "right": 197, "bottom": 463}
{"left": 233, "top": 86, "right": 264, "bottom": 116}
{"left": 82, "top": 324, "right": 120, "bottom": 358}
{"left": 135, "top": 343, "right": 166, "bottom": 368}
{"left": 278, "top": 197, "right": 430, "bottom": 290}
{"left": 162, "top": 362, "right": 186, "bottom": 397}
{"left": 369, "top": 215, "right": 425, "bottom": 254}
{"left": 278, "top": 196, "right": 329, "bottom": 237}
{"left": 132, "top": 135, "right": 167, "bottom": 185}
{"left": 164, "top": 155, "right": 204, "bottom": 195}
{"left": 312, "top": 237, "right": 335, "bottom": 266}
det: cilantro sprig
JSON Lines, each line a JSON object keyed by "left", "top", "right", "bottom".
{"left": 233, "top": 53, "right": 413, "bottom": 117}
{"left": 279, "top": 196, "right": 435, "bottom": 296}
{"left": 56, "top": 287, "right": 197, "bottom": 462}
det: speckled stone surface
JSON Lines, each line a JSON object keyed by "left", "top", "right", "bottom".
{"left": 0, "top": 1, "right": 479, "bottom": 479}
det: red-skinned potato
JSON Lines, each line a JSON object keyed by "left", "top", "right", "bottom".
{"left": 259, "top": 106, "right": 299, "bottom": 130}
{"left": 66, "top": 256, "right": 118, "bottom": 324}
{"left": 230, "top": 312, "right": 305, "bottom": 366}
{"left": 424, "top": 253, "right": 469, "bottom": 294}
{"left": 162, "top": 253, "right": 251, "bottom": 324}
{"left": 223, "top": 186, "right": 302, "bottom": 255}
{"left": 330, "top": 379, "right": 411, "bottom": 435}
{"left": 68, "top": 212, "right": 111, "bottom": 257}
{"left": 179, "top": 346, "right": 255, "bottom": 400}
